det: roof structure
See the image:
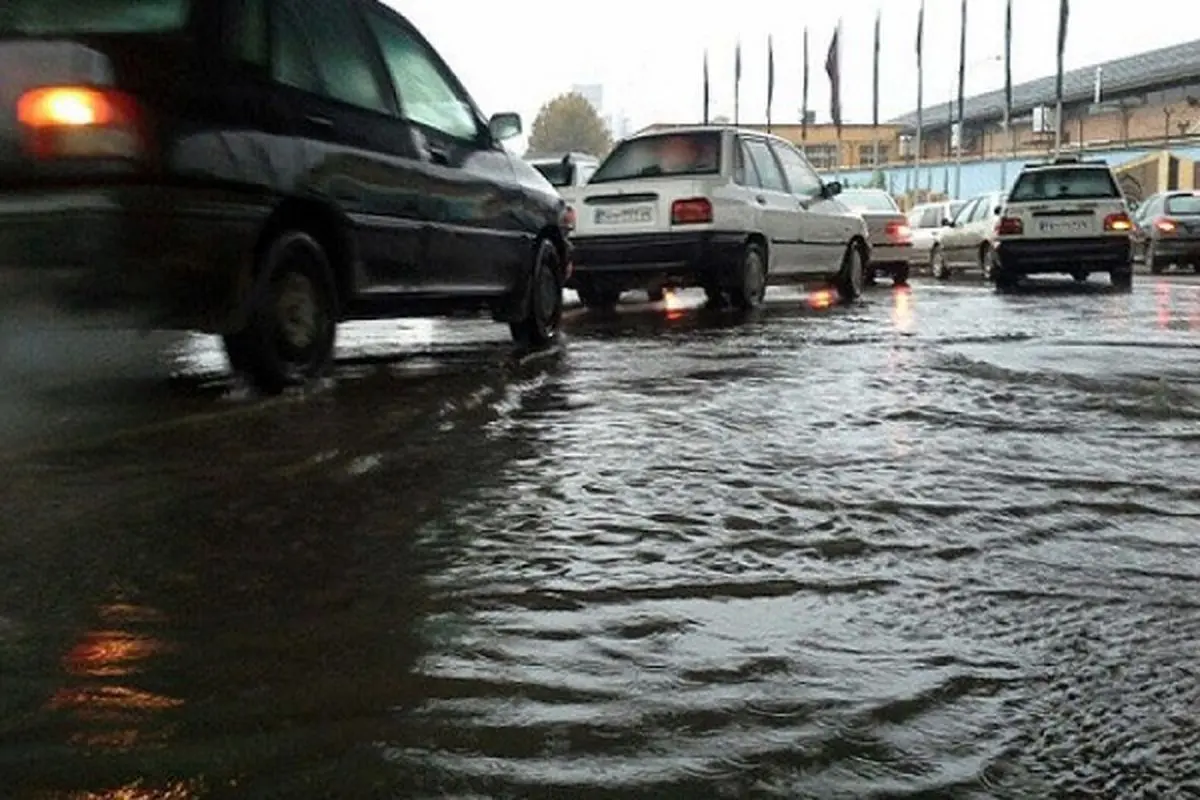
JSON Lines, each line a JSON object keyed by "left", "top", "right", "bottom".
{"left": 889, "top": 38, "right": 1200, "bottom": 131}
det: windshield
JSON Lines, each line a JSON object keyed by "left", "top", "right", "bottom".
{"left": 590, "top": 132, "right": 721, "bottom": 183}
{"left": 531, "top": 161, "right": 574, "bottom": 188}
{"left": 840, "top": 191, "right": 898, "bottom": 212}
{"left": 0, "top": 0, "right": 189, "bottom": 34}
{"left": 1009, "top": 167, "right": 1119, "bottom": 202}
{"left": 1165, "top": 194, "right": 1200, "bottom": 215}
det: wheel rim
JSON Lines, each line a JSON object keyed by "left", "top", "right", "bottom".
{"left": 848, "top": 248, "right": 864, "bottom": 295}
{"left": 744, "top": 250, "right": 766, "bottom": 304}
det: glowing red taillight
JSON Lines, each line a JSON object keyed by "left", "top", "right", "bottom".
{"left": 16, "top": 86, "right": 144, "bottom": 160}
{"left": 671, "top": 197, "right": 713, "bottom": 225}
{"left": 885, "top": 221, "right": 912, "bottom": 241}
{"left": 1104, "top": 212, "right": 1133, "bottom": 232}
{"left": 996, "top": 216, "right": 1024, "bottom": 235}
{"left": 1153, "top": 217, "right": 1178, "bottom": 234}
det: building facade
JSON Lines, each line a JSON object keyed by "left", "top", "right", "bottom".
{"left": 891, "top": 38, "right": 1200, "bottom": 165}
{"left": 636, "top": 122, "right": 907, "bottom": 170}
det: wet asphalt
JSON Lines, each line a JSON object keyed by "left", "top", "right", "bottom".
{"left": 0, "top": 269, "right": 1198, "bottom": 798}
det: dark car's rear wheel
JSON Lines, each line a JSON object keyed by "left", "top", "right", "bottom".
{"left": 577, "top": 284, "right": 621, "bottom": 311}
{"left": 511, "top": 238, "right": 563, "bottom": 347}
{"left": 835, "top": 242, "right": 865, "bottom": 303}
{"left": 1110, "top": 268, "right": 1133, "bottom": 292}
{"left": 731, "top": 243, "right": 767, "bottom": 310}
{"left": 223, "top": 231, "right": 337, "bottom": 395}
{"left": 892, "top": 263, "right": 910, "bottom": 286}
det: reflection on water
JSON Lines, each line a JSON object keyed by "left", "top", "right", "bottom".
{"left": 2, "top": 280, "right": 1200, "bottom": 797}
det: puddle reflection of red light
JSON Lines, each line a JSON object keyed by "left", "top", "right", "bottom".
{"left": 1156, "top": 282, "right": 1172, "bottom": 330}
{"left": 808, "top": 288, "right": 835, "bottom": 309}
{"left": 892, "top": 285, "right": 914, "bottom": 332}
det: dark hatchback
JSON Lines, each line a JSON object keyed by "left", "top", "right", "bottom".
{"left": 0, "top": 0, "right": 570, "bottom": 393}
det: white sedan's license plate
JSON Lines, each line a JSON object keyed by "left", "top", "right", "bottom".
{"left": 594, "top": 205, "right": 654, "bottom": 225}
{"left": 1038, "top": 218, "right": 1090, "bottom": 234}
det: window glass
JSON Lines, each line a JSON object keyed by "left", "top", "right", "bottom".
{"left": 365, "top": 7, "right": 479, "bottom": 141}
{"left": 0, "top": 0, "right": 189, "bottom": 34}
{"left": 840, "top": 190, "right": 898, "bottom": 212}
{"left": 224, "top": 0, "right": 267, "bottom": 67}
{"left": 952, "top": 197, "right": 979, "bottom": 225}
{"left": 735, "top": 141, "right": 761, "bottom": 187}
{"left": 273, "top": 0, "right": 388, "bottom": 113}
{"left": 591, "top": 132, "right": 722, "bottom": 183}
{"left": 1165, "top": 194, "right": 1200, "bottom": 215}
{"left": 1009, "top": 167, "right": 1120, "bottom": 201}
{"left": 743, "top": 139, "right": 788, "bottom": 193}
{"left": 769, "top": 141, "right": 823, "bottom": 197}
{"left": 968, "top": 196, "right": 992, "bottom": 223}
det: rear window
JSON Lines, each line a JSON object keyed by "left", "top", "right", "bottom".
{"left": 840, "top": 190, "right": 898, "bottom": 212}
{"left": 1165, "top": 194, "right": 1200, "bottom": 215}
{"left": 531, "top": 161, "right": 574, "bottom": 188}
{"left": 590, "top": 132, "right": 721, "bottom": 183}
{"left": 0, "top": 0, "right": 190, "bottom": 35}
{"left": 1009, "top": 167, "right": 1119, "bottom": 202}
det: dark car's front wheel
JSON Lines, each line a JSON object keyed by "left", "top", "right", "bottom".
{"left": 510, "top": 238, "right": 564, "bottom": 347}
{"left": 224, "top": 231, "right": 338, "bottom": 395}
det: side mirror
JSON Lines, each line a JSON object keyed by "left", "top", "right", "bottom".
{"left": 941, "top": 217, "right": 954, "bottom": 227}
{"left": 488, "top": 112, "right": 522, "bottom": 142}
{"left": 993, "top": 205, "right": 1002, "bottom": 215}
{"left": 823, "top": 180, "right": 843, "bottom": 198}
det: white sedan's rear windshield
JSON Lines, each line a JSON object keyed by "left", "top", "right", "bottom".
{"left": 590, "top": 132, "right": 721, "bottom": 183}
{"left": 1009, "top": 167, "right": 1120, "bottom": 202}
{"left": 840, "top": 191, "right": 898, "bottom": 212}
{"left": 532, "top": 161, "right": 573, "bottom": 188}
{"left": 0, "top": 0, "right": 189, "bottom": 34}
{"left": 1165, "top": 194, "right": 1200, "bottom": 215}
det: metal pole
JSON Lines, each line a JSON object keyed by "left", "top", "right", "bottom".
{"left": 1054, "top": 98, "right": 1063, "bottom": 154}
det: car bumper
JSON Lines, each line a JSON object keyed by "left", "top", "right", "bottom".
{"left": 1150, "top": 237, "right": 1200, "bottom": 263}
{"left": 868, "top": 242, "right": 911, "bottom": 268}
{"left": 995, "top": 236, "right": 1132, "bottom": 274}
{"left": 0, "top": 186, "right": 267, "bottom": 333}
{"left": 567, "top": 230, "right": 747, "bottom": 289}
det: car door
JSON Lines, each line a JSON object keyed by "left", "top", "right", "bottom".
{"left": 941, "top": 196, "right": 980, "bottom": 267}
{"left": 767, "top": 138, "right": 845, "bottom": 275}
{"left": 361, "top": 2, "right": 524, "bottom": 295}
{"left": 740, "top": 136, "right": 801, "bottom": 273}
{"left": 267, "top": 0, "right": 426, "bottom": 294}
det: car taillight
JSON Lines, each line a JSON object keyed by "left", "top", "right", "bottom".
{"left": 671, "top": 197, "right": 712, "bottom": 225}
{"left": 996, "top": 216, "right": 1023, "bottom": 235}
{"left": 1153, "top": 216, "right": 1178, "bottom": 234}
{"left": 1104, "top": 212, "right": 1133, "bottom": 232}
{"left": 885, "top": 221, "right": 911, "bottom": 241}
{"left": 16, "top": 86, "right": 144, "bottom": 160}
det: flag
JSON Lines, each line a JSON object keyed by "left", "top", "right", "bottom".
{"left": 956, "top": 0, "right": 967, "bottom": 153}
{"left": 872, "top": 11, "right": 881, "bottom": 128}
{"left": 826, "top": 22, "right": 841, "bottom": 135}
{"left": 767, "top": 35, "right": 775, "bottom": 131}
{"left": 1056, "top": 0, "right": 1069, "bottom": 109}
{"left": 734, "top": 39, "right": 742, "bottom": 125}
{"left": 1004, "top": 0, "right": 1013, "bottom": 129}
{"left": 915, "top": 0, "right": 924, "bottom": 168}
{"left": 802, "top": 26, "right": 810, "bottom": 140}
{"left": 703, "top": 50, "right": 710, "bottom": 124}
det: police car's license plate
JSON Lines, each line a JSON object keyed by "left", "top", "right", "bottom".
{"left": 1038, "top": 219, "right": 1090, "bottom": 233}
{"left": 595, "top": 205, "right": 654, "bottom": 225}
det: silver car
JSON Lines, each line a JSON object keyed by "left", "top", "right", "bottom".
{"left": 907, "top": 200, "right": 966, "bottom": 274}
{"left": 838, "top": 188, "right": 913, "bottom": 285}
{"left": 931, "top": 192, "right": 1005, "bottom": 280}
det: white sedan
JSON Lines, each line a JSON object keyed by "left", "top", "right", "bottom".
{"left": 566, "top": 126, "right": 870, "bottom": 310}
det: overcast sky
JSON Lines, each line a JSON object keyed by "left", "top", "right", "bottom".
{"left": 387, "top": 0, "right": 1199, "bottom": 149}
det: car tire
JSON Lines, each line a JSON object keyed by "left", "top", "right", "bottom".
{"left": 931, "top": 246, "right": 950, "bottom": 280}
{"left": 223, "top": 231, "right": 338, "bottom": 396}
{"left": 835, "top": 242, "right": 865, "bottom": 304}
{"left": 1110, "top": 269, "right": 1133, "bottom": 292}
{"left": 510, "top": 238, "right": 564, "bottom": 347}
{"left": 1147, "top": 242, "right": 1164, "bottom": 274}
{"left": 731, "top": 243, "right": 767, "bottom": 310}
{"left": 1072, "top": 271, "right": 1088, "bottom": 283}
{"left": 703, "top": 284, "right": 728, "bottom": 308}
{"left": 979, "top": 245, "right": 994, "bottom": 281}
{"left": 647, "top": 287, "right": 665, "bottom": 303}
{"left": 993, "top": 269, "right": 1020, "bottom": 292}
{"left": 577, "top": 285, "right": 621, "bottom": 311}
{"left": 892, "top": 264, "right": 910, "bottom": 286}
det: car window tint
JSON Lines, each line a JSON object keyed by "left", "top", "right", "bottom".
{"left": 365, "top": 7, "right": 479, "bottom": 141}
{"left": 922, "top": 207, "right": 940, "bottom": 227}
{"left": 841, "top": 190, "right": 898, "bottom": 212}
{"left": 968, "top": 197, "right": 991, "bottom": 223}
{"left": 735, "top": 140, "right": 761, "bottom": 187}
{"left": 1165, "top": 194, "right": 1200, "bottom": 215}
{"left": 952, "top": 198, "right": 979, "bottom": 224}
{"left": 272, "top": 0, "right": 388, "bottom": 113}
{"left": 1010, "top": 167, "right": 1120, "bottom": 201}
{"left": 0, "top": 0, "right": 189, "bottom": 34}
{"left": 591, "top": 132, "right": 722, "bottom": 183}
{"left": 769, "top": 141, "right": 823, "bottom": 198}
{"left": 224, "top": 0, "right": 267, "bottom": 67}
{"left": 743, "top": 139, "right": 787, "bottom": 193}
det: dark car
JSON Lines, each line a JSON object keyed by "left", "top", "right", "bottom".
{"left": 1132, "top": 191, "right": 1200, "bottom": 274}
{"left": 0, "top": 0, "right": 570, "bottom": 393}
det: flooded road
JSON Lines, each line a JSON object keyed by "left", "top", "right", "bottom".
{"left": 1, "top": 275, "right": 1199, "bottom": 798}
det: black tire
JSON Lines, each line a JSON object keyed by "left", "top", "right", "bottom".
{"left": 703, "top": 284, "right": 728, "bottom": 308}
{"left": 1110, "top": 269, "right": 1133, "bottom": 292}
{"left": 577, "top": 285, "right": 621, "bottom": 311}
{"left": 979, "top": 246, "right": 994, "bottom": 281}
{"left": 510, "top": 238, "right": 564, "bottom": 347}
{"left": 731, "top": 242, "right": 767, "bottom": 310}
{"left": 223, "top": 230, "right": 338, "bottom": 395}
{"left": 993, "top": 269, "right": 1020, "bottom": 292}
{"left": 931, "top": 246, "right": 950, "bottom": 280}
{"left": 892, "top": 264, "right": 910, "bottom": 286}
{"left": 835, "top": 242, "right": 865, "bottom": 303}
{"left": 1072, "top": 271, "right": 1088, "bottom": 283}
{"left": 647, "top": 287, "right": 665, "bottom": 303}
{"left": 1147, "top": 242, "right": 1164, "bottom": 274}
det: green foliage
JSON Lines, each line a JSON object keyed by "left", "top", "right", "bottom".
{"left": 526, "top": 92, "right": 613, "bottom": 158}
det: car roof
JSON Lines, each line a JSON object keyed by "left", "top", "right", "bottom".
{"left": 525, "top": 152, "right": 598, "bottom": 163}
{"left": 626, "top": 125, "right": 795, "bottom": 149}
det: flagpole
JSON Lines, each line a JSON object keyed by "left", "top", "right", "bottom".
{"left": 1054, "top": 0, "right": 1069, "bottom": 154}
{"left": 767, "top": 35, "right": 774, "bottom": 133}
{"left": 915, "top": 0, "right": 924, "bottom": 193}
{"left": 1000, "top": 0, "right": 1011, "bottom": 190}
{"left": 734, "top": 39, "right": 742, "bottom": 127}
{"left": 872, "top": 10, "right": 881, "bottom": 172}
{"left": 954, "top": 0, "right": 967, "bottom": 199}
{"left": 801, "top": 26, "right": 809, "bottom": 146}
{"left": 703, "top": 49, "right": 710, "bottom": 124}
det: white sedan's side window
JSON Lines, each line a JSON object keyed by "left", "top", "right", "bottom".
{"left": 769, "top": 140, "right": 823, "bottom": 198}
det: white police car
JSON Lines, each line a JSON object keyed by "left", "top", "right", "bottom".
{"left": 990, "top": 156, "right": 1134, "bottom": 291}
